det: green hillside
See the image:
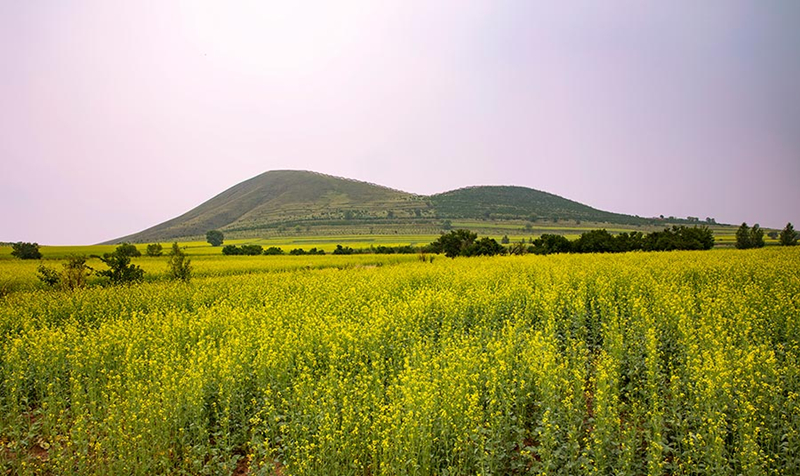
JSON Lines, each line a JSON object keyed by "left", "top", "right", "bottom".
{"left": 429, "top": 186, "right": 644, "bottom": 224}
{"left": 110, "top": 170, "right": 658, "bottom": 243}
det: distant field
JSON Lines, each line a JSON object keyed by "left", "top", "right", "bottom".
{"left": 1, "top": 221, "right": 759, "bottom": 260}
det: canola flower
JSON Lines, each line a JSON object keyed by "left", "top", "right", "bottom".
{"left": 0, "top": 248, "right": 798, "bottom": 475}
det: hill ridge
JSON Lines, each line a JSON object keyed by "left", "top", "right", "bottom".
{"left": 108, "top": 170, "right": 655, "bottom": 243}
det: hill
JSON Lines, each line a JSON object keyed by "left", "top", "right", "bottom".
{"left": 110, "top": 170, "right": 657, "bottom": 243}
{"left": 112, "top": 170, "right": 426, "bottom": 243}
{"left": 429, "top": 186, "right": 643, "bottom": 224}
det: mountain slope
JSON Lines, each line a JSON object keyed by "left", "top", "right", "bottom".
{"left": 110, "top": 170, "right": 651, "bottom": 243}
{"left": 112, "top": 170, "right": 426, "bottom": 243}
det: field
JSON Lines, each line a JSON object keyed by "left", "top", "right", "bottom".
{"left": 1, "top": 247, "right": 798, "bottom": 475}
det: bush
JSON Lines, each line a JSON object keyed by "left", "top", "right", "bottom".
{"left": 736, "top": 223, "right": 752, "bottom": 249}
{"left": 146, "top": 243, "right": 163, "bottom": 257}
{"left": 97, "top": 245, "right": 144, "bottom": 284}
{"left": 529, "top": 234, "right": 573, "bottom": 255}
{"left": 206, "top": 230, "right": 224, "bottom": 247}
{"left": 263, "top": 246, "right": 285, "bottom": 255}
{"left": 431, "top": 229, "right": 477, "bottom": 258}
{"left": 115, "top": 243, "right": 141, "bottom": 257}
{"left": 166, "top": 243, "right": 191, "bottom": 282}
{"left": 11, "top": 242, "right": 42, "bottom": 260}
{"left": 38, "top": 256, "right": 91, "bottom": 290}
{"left": 222, "top": 244, "right": 263, "bottom": 255}
{"left": 332, "top": 244, "right": 355, "bottom": 255}
{"left": 780, "top": 223, "right": 797, "bottom": 246}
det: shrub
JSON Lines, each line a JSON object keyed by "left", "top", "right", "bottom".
{"left": 115, "top": 243, "right": 141, "bottom": 257}
{"left": 206, "top": 230, "right": 224, "bottom": 247}
{"left": 146, "top": 243, "right": 163, "bottom": 257}
{"left": 97, "top": 245, "right": 144, "bottom": 284}
{"left": 780, "top": 223, "right": 797, "bottom": 246}
{"left": 736, "top": 223, "right": 752, "bottom": 249}
{"left": 167, "top": 243, "right": 191, "bottom": 282}
{"left": 11, "top": 242, "right": 42, "bottom": 260}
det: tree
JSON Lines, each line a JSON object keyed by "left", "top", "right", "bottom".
{"left": 750, "top": 224, "right": 765, "bottom": 248}
{"left": 11, "top": 242, "right": 42, "bottom": 260}
{"left": 61, "top": 255, "right": 91, "bottom": 290}
{"left": 779, "top": 222, "right": 798, "bottom": 246}
{"left": 735, "top": 223, "right": 752, "bottom": 249}
{"left": 167, "top": 243, "right": 191, "bottom": 282}
{"left": 529, "top": 234, "right": 572, "bottom": 255}
{"left": 97, "top": 244, "right": 144, "bottom": 284}
{"left": 115, "top": 243, "right": 141, "bottom": 257}
{"left": 206, "top": 230, "right": 224, "bottom": 247}
{"left": 441, "top": 219, "right": 452, "bottom": 231}
{"left": 500, "top": 235, "right": 510, "bottom": 244}
{"left": 431, "top": 229, "right": 477, "bottom": 258}
{"left": 146, "top": 243, "right": 163, "bottom": 257}
{"left": 464, "top": 237, "right": 504, "bottom": 257}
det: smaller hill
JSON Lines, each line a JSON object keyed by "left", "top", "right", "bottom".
{"left": 429, "top": 186, "right": 643, "bottom": 224}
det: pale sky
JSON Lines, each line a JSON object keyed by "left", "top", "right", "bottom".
{"left": 2, "top": 1, "right": 799, "bottom": 244}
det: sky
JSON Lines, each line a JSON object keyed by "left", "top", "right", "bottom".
{"left": 1, "top": 1, "right": 799, "bottom": 244}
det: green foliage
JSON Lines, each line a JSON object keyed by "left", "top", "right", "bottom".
{"left": 115, "top": 243, "right": 141, "bottom": 257}
{"left": 464, "top": 237, "right": 504, "bottom": 257}
{"left": 263, "top": 246, "right": 285, "bottom": 255}
{"left": 146, "top": 243, "right": 163, "bottom": 257}
{"left": 501, "top": 234, "right": 510, "bottom": 244}
{"left": 222, "top": 244, "right": 263, "bottom": 256}
{"left": 750, "top": 224, "right": 765, "bottom": 248}
{"left": 332, "top": 244, "right": 355, "bottom": 255}
{"left": 441, "top": 219, "right": 452, "bottom": 231}
{"left": 97, "top": 245, "right": 144, "bottom": 284}
{"left": 37, "top": 256, "right": 91, "bottom": 290}
{"left": 36, "top": 265, "right": 61, "bottom": 287}
{"left": 643, "top": 226, "right": 714, "bottom": 251}
{"left": 529, "top": 226, "right": 713, "bottom": 255}
{"left": 61, "top": 255, "right": 91, "bottom": 290}
{"left": 780, "top": 222, "right": 798, "bottom": 246}
{"left": 206, "top": 230, "right": 224, "bottom": 247}
{"left": 432, "top": 229, "right": 478, "bottom": 258}
{"left": 11, "top": 242, "right": 42, "bottom": 260}
{"left": 529, "top": 234, "right": 573, "bottom": 255}
{"left": 736, "top": 223, "right": 752, "bottom": 249}
{"left": 166, "top": 243, "right": 191, "bottom": 282}
{"left": 289, "top": 247, "right": 325, "bottom": 256}
{"left": 573, "top": 229, "right": 617, "bottom": 253}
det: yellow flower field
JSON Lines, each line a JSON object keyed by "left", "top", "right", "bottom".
{"left": 1, "top": 248, "right": 798, "bottom": 475}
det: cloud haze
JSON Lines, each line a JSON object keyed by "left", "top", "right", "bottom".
{"left": 2, "top": 1, "right": 798, "bottom": 244}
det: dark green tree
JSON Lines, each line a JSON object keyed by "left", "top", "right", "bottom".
{"left": 750, "top": 224, "right": 765, "bottom": 248}
{"left": 464, "top": 237, "right": 504, "bottom": 256}
{"left": 115, "top": 243, "right": 141, "bottom": 257}
{"left": 779, "top": 222, "right": 798, "bottom": 246}
{"left": 167, "top": 243, "right": 191, "bottom": 282}
{"left": 735, "top": 223, "right": 752, "bottom": 249}
{"left": 97, "top": 245, "right": 144, "bottom": 284}
{"left": 431, "top": 229, "right": 477, "bottom": 258}
{"left": 11, "top": 242, "right": 42, "bottom": 260}
{"left": 500, "top": 235, "right": 510, "bottom": 244}
{"left": 146, "top": 243, "right": 163, "bottom": 257}
{"left": 206, "top": 230, "right": 224, "bottom": 247}
{"left": 529, "top": 234, "right": 572, "bottom": 255}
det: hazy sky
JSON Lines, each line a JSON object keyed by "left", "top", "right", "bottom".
{"left": 2, "top": 1, "right": 799, "bottom": 244}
